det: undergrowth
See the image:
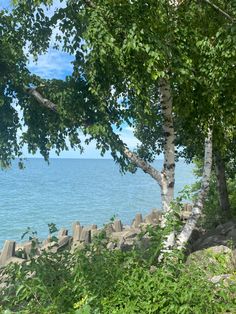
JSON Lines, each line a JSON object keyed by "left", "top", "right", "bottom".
{"left": 0, "top": 220, "right": 236, "bottom": 314}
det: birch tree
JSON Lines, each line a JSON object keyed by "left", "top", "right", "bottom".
{"left": 1, "top": 1, "right": 235, "bottom": 250}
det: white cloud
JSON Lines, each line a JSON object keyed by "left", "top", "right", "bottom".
{"left": 27, "top": 48, "right": 74, "bottom": 79}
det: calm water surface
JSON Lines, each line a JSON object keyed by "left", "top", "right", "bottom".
{"left": 0, "top": 159, "right": 195, "bottom": 248}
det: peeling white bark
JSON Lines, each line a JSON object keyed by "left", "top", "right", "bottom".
{"left": 26, "top": 88, "right": 57, "bottom": 112}
{"left": 159, "top": 78, "right": 175, "bottom": 213}
{"left": 123, "top": 148, "right": 163, "bottom": 186}
{"left": 176, "top": 129, "right": 213, "bottom": 249}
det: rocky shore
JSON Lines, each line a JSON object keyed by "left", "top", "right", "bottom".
{"left": 0, "top": 203, "right": 194, "bottom": 267}
{"left": 1, "top": 203, "right": 236, "bottom": 272}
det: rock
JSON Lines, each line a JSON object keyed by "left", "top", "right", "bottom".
{"left": 16, "top": 240, "right": 40, "bottom": 259}
{"left": 41, "top": 241, "right": 58, "bottom": 253}
{"left": 0, "top": 241, "right": 16, "bottom": 266}
{"left": 215, "top": 220, "right": 236, "bottom": 235}
{"left": 208, "top": 245, "right": 232, "bottom": 254}
{"left": 144, "top": 214, "right": 154, "bottom": 224}
{"left": 107, "top": 242, "right": 116, "bottom": 250}
{"left": 124, "top": 229, "right": 140, "bottom": 239}
{"left": 73, "top": 224, "right": 83, "bottom": 241}
{"left": 58, "top": 228, "right": 68, "bottom": 238}
{"left": 105, "top": 224, "right": 114, "bottom": 236}
{"left": 58, "top": 236, "right": 72, "bottom": 250}
{"left": 72, "top": 221, "right": 80, "bottom": 234}
{"left": 118, "top": 239, "right": 134, "bottom": 252}
{"left": 149, "top": 265, "right": 157, "bottom": 273}
{"left": 80, "top": 228, "right": 91, "bottom": 244}
{"left": 5, "top": 257, "right": 25, "bottom": 266}
{"left": 136, "top": 236, "right": 151, "bottom": 250}
{"left": 71, "top": 241, "right": 85, "bottom": 253}
{"left": 210, "top": 274, "right": 231, "bottom": 284}
{"left": 132, "top": 213, "right": 143, "bottom": 228}
{"left": 91, "top": 229, "right": 102, "bottom": 238}
{"left": 110, "top": 231, "right": 126, "bottom": 241}
{"left": 227, "top": 228, "right": 236, "bottom": 241}
{"left": 113, "top": 220, "right": 122, "bottom": 232}
{"left": 144, "top": 210, "right": 161, "bottom": 225}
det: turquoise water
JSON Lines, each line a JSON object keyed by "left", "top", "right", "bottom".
{"left": 0, "top": 159, "right": 195, "bottom": 248}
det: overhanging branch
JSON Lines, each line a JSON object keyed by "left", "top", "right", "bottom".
{"left": 26, "top": 87, "right": 163, "bottom": 186}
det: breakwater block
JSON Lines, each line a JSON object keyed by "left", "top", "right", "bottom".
{"left": 0, "top": 240, "right": 16, "bottom": 266}
{"left": 73, "top": 224, "right": 83, "bottom": 241}
{"left": 132, "top": 213, "right": 143, "bottom": 228}
{"left": 113, "top": 220, "right": 122, "bottom": 232}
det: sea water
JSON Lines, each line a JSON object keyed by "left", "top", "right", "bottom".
{"left": 0, "top": 159, "right": 195, "bottom": 247}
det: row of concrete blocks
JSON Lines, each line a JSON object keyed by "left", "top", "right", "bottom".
{"left": 0, "top": 204, "right": 193, "bottom": 267}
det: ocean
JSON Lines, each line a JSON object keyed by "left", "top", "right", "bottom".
{"left": 0, "top": 158, "right": 195, "bottom": 248}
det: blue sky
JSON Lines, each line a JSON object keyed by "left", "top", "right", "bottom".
{"left": 1, "top": 0, "right": 140, "bottom": 159}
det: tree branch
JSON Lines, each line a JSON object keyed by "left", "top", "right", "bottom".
{"left": 26, "top": 87, "right": 163, "bottom": 186}
{"left": 202, "top": 0, "right": 235, "bottom": 23}
{"left": 26, "top": 87, "right": 57, "bottom": 112}
{"left": 123, "top": 148, "right": 163, "bottom": 187}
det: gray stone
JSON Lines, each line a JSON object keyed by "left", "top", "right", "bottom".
{"left": 71, "top": 241, "right": 85, "bottom": 253}
{"left": 41, "top": 241, "right": 58, "bottom": 253}
{"left": 227, "top": 228, "right": 236, "bottom": 241}
{"left": 58, "top": 228, "right": 68, "bottom": 238}
{"left": 132, "top": 213, "right": 143, "bottom": 228}
{"left": 208, "top": 245, "right": 232, "bottom": 254}
{"left": 113, "top": 220, "right": 122, "bottom": 232}
{"left": 124, "top": 229, "right": 139, "bottom": 239}
{"left": 144, "top": 214, "right": 154, "bottom": 224}
{"left": 72, "top": 221, "right": 80, "bottom": 234}
{"left": 5, "top": 257, "right": 25, "bottom": 266}
{"left": 91, "top": 224, "right": 97, "bottom": 230}
{"left": 58, "top": 236, "right": 72, "bottom": 250}
{"left": 16, "top": 241, "right": 40, "bottom": 259}
{"left": 91, "top": 229, "right": 102, "bottom": 238}
{"left": 107, "top": 242, "right": 116, "bottom": 250}
{"left": 216, "top": 221, "right": 236, "bottom": 235}
{"left": 210, "top": 274, "right": 231, "bottom": 284}
{"left": 73, "top": 224, "right": 83, "bottom": 241}
{"left": 0, "top": 241, "right": 16, "bottom": 266}
{"left": 105, "top": 224, "right": 114, "bottom": 236}
{"left": 143, "top": 210, "right": 161, "bottom": 225}
{"left": 80, "top": 229, "right": 91, "bottom": 244}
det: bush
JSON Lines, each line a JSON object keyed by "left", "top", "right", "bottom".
{"left": 1, "top": 224, "right": 236, "bottom": 314}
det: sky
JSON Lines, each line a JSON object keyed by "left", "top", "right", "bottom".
{"left": 1, "top": 0, "right": 141, "bottom": 159}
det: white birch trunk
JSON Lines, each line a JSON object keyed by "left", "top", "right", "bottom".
{"left": 159, "top": 78, "right": 175, "bottom": 213}
{"left": 176, "top": 129, "right": 213, "bottom": 249}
